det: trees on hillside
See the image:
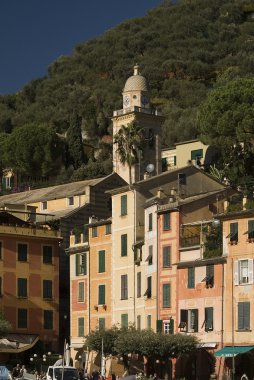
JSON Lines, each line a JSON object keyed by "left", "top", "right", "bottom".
{"left": 66, "top": 114, "right": 87, "bottom": 169}
{"left": 198, "top": 78, "right": 254, "bottom": 190}
{"left": 114, "top": 122, "right": 143, "bottom": 184}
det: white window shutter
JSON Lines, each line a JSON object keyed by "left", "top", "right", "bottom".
{"left": 248, "top": 259, "right": 253, "bottom": 284}
{"left": 234, "top": 260, "right": 239, "bottom": 285}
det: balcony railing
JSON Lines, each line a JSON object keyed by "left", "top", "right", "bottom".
{"left": 0, "top": 224, "right": 60, "bottom": 238}
{"left": 113, "top": 106, "right": 161, "bottom": 117}
{"left": 180, "top": 235, "right": 200, "bottom": 248}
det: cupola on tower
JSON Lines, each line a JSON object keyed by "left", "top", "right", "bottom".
{"left": 112, "top": 65, "right": 164, "bottom": 184}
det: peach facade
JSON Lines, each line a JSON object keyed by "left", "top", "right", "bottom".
{"left": 0, "top": 224, "right": 60, "bottom": 352}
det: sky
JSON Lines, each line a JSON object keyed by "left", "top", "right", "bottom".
{"left": 0, "top": 0, "right": 163, "bottom": 95}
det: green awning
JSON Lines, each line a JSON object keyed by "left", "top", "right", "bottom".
{"left": 214, "top": 346, "right": 254, "bottom": 357}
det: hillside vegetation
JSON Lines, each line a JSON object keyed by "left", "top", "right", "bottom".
{"left": 0, "top": 0, "right": 254, "bottom": 186}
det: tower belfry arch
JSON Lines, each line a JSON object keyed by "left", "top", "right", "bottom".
{"left": 112, "top": 65, "right": 164, "bottom": 184}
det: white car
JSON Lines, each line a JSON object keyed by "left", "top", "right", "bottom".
{"left": 46, "top": 366, "right": 79, "bottom": 380}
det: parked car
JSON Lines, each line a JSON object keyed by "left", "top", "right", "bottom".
{"left": 46, "top": 366, "right": 79, "bottom": 380}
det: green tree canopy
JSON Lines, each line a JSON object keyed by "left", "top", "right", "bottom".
{"left": 66, "top": 114, "right": 87, "bottom": 169}
{"left": 0, "top": 312, "right": 11, "bottom": 337}
{"left": 198, "top": 78, "right": 254, "bottom": 189}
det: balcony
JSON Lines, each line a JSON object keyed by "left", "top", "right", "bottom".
{"left": 0, "top": 224, "right": 60, "bottom": 238}
{"left": 70, "top": 232, "right": 89, "bottom": 247}
{"left": 113, "top": 106, "right": 161, "bottom": 117}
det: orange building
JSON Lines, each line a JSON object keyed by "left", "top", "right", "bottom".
{"left": 0, "top": 210, "right": 61, "bottom": 360}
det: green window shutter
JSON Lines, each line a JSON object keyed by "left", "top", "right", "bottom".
{"left": 238, "top": 302, "right": 250, "bottom": 330}
{"left": 163, "top": 213, "right": 170, "bottom": 230}
{"left": 188, "top": 267, "right": 195, "bottom": 288}
{"left": 148, "top": 213, "right": 153, "bottom": 231}
{"left": 44, "top": 310, "right": 53, "bottom": 330}
{"left": 18, "top": 278, "right": 27, "bottom": 298}
{"left": 18, "top": 308, "right": 27, "bottom": 328}
{"left": 147, "top": 315, "right": 151, "bottom": 329}
{"left": 163, "top": 246, "right": 171, "bottom": 267}
{"left": 121, "top": 195, "right": 127, "bottom": 216}
{"left": 43, "top": 246, "right": 52, "bottom": 264}
{"left": 163, "top": 283, "right": 171, "bottom": 308}
{"left": 191, "top": 149, "right": 203, "bottom": 160}
{"left": 78, "top": 317, "right": 84, "bottom": 336}
{"left": 78, "top": 282, "right": 85, "bottom": 302}
{"left": 98, "top": 285, "right": 105, "bottom": 305}
{"left": 121, "top": 314, "right": 128, "bottom": 328}
{"left": 147, "top": 276, "right": 152, "bottom": 298}
{"left": 248, "top": 220, "right": 254, "bottom": 238}
{"left": 18, "top": 244, "right": 28, "bottom": 262}
{"left": 156, "top": 319, "right": 163, "bottom": 333}
{"left": 230, "top": 222, "right": 238, "bottom": 241}
{"left": 81, "top": 253, "right": 87, "bottom": 275}
{"left": 43, "top": 280, "right": 52, "bottom": 299}
{"left": 121, "top": 274, "right": 128, "bottom": 300}
{"left": 99, "top": 318, "right": 105, "bottom": 330}
{"left": 137, "top": 272, "right": 141, "bottom": 298}
{"left": 98, "top": 250, "right": 105, "bottom": 273}
{"left": 121, "top": 234, "right": 127, "bottom": 257}
{"left": 205, "top": 307, "right": 213, "bottom": 331}
{"left": 169, "top": 318, "right": 174, "bottom": 334}
{"left": 76, "top": 254, "right": 80, "bottom": 276}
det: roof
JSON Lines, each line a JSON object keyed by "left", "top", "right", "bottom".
{"left": 123, "top": 65, "right": 148, "bottom": 92}
{"left": 0, "top": 176, "right": 107, "bottom": 205}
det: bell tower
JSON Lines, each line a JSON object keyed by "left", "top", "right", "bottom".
{"left": 112, "top": 65, "right": 164, "bottom": 184}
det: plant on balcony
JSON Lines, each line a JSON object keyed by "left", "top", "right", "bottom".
{"left": 203, "top": 224, "right": 222, "bottom": 259}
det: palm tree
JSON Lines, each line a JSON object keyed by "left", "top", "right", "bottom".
{"left": 114, "top": 122, "right": 143, "bottom": 185}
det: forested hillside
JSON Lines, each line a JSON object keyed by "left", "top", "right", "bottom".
{"left": 0, "top": 0, "right": 254, "bottom": 186}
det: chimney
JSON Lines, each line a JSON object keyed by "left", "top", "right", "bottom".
{"left": 157, "top": 187, "right": 163, "bottom": 198}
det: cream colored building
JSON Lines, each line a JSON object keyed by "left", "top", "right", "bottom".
{"left": 162, "top": 139, "right": 217, "bottom": 172}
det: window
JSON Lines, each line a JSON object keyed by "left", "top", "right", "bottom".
{"left": 105, "top": 224, "right": 111, "bottom": 235}
{"left": 191, "top": 149, "right": 203, "bottom": 160}
{"left": 92, "top": 227, "right": 98, "bottom": 238}
{"left": 121, "top": 314, "right": 128, "bottom": 328}
{"left": 18, "top": 278, "right": 27, "bottom": 298}
{"left": 137, "top": 315, "right": 141, "bottom": 330}
{"left": 179, "top": 309, "right": 198, "bottom": 332}
{"left": 163, "top": 246, "right": 171, "bottom": 268}
{"left": 248, "top": 220, "right": 254, "bottom": 239}
{"left": 98, "top": 250, "right": 105, "bottom": 273}
{"left": 230, "top": 222, "right": 238, "bottom": 242}
{"left": 18, "top": 244, "right": 28, "bottom": 262}
{"left": 234, "top": 259, "right": 253, "bottom": 285}
{"left": 163, "top": 283, "right": 171, "bottom": 308}
{"left": 203, "top": 265, "right": 214, "bottom": 288}
{"left": 41, "top": 201, "right": 47, "bottom": 210}
{"left": 99, "top": 318, "right": 105, "bottom": 330}
{"left": 147, "top": 245, "right": 153, "bottom": 265}
{"left": 188, "top": 267, "right": 195, "bottom": 289}
{"left": 144, "top": 276, "right": 152, "bottom": 298}
{"left": 178, "top": 173, "right": 186, "bottom": 185}
{"left": 44, "top": 310, "right": 53, "bottom": 329}
{"left": 121, "top": 195, "right": 127, "bottom": 216}
{"left": 78, "top": 317, "right": 84, "bottom": 337}
{"left": 18, "top": 308, "right": 27, "bottom": 329}
{"left": 163, "top": 213, "right": 170, "bottom": 231}
{"left": 43, "top": 246, "right": 52, "bottom": 264}
{"left": 78, "top": 282, "right": 85, "bottom": 302}
{"left": 148, "top": 213, "right": 153, "bottom": 231}
{"left": 43, "top": 280, "right": 53, "bottom": 299}
{"left": 121, "top": 234, "right": 127, "bottom": 257}
{"left": 67, "top": 196, "right": 74, "bottom": 206}
{"left": 238, "top": 302, "right": 250, "bottom": 330}
{"left": 121, "top": 274, "right": 128, "bottom": 300}
{"left": 147, "top": 315, "right": 151, "bottom": 329}
{"left": 98, "top": 285, "right": 105, "bottom": 305}
{"left": 203, "top": 307, "right": 213, "bottom": 332}
{"left": 164, "top": 318, "right": 174, "bottom": 334}
{"left": 137, "top": 272, "right": 141, "bottom": 298}
{"left": 76, "top": 253, "right": 87, "bottom": 276}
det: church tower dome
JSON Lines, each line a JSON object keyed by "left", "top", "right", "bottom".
{"left": 122, "top": 64, "right": 150, "bottom": 109}
{"left": 123, "top": 64, "right": 149, "bottom": 92}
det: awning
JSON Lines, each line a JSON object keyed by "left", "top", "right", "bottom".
{"left": 0, "top": 333, "right": 39, "bottom": 353}
{"left": 214, "top": 346, "right": 254, "bottom": 357}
